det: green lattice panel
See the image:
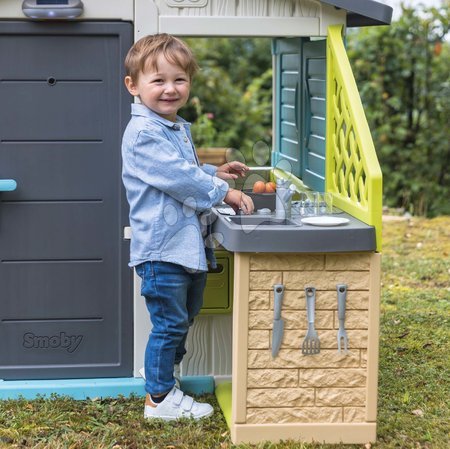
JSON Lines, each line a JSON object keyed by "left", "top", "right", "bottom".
{"left": 330, "top": 71, "right": 369, "bottom": 211}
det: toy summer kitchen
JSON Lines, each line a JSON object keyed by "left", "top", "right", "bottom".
{"left": 0, "top": 0, "right": 392, "bottom": 445}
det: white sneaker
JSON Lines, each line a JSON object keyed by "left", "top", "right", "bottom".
{"left": 139, "top": 365, "right": 181, "bottom": 389}
{"left": 144, "top": 387, "right": 214, "bottom": 421}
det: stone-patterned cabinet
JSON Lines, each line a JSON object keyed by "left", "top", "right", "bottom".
{"left": 231, "top": 252, "right": 381, "bottom": 444}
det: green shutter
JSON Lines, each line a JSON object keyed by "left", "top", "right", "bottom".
{"left": 302, "top": 39, "right": 327, "bottom": 191}
{"left": 272, "top": 38, "right": 301, "bottom": 177}
{"left": 273, "top": 38, "right": 326, "bottom": 191}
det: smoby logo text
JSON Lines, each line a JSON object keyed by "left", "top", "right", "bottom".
{"left": 23, "top": 332, "right": 83, "bottom": 353}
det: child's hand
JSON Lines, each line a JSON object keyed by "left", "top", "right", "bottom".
{"left": 216, "top": 161, "right": 249, "bottom": 180}
{"left": 224, "top": 189, "right": 255, "bottom": 215}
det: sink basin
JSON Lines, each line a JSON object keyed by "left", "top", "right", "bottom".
{"left": 226, "top": 216, "right": 300, "bottom": 227}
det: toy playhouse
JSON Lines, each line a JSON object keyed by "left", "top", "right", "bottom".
{"left": 0, "top": 0, "right": 392, "bottom": 445}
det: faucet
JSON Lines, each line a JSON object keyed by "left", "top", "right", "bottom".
{"left": 275, "top": 178, "right": 295, "bottom": 219}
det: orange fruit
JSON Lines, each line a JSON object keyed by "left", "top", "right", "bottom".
{"left": 252, "top": 181, "right": 266, "bottom": 193}
{"left": 265, "top": 181, "right": 276, "bottom": 193}
{"left": 434, "top": 41, "right": 442, "bottom": 56}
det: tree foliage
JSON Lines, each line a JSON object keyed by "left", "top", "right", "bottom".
{"left": 347, "top": 2, "right": 450, "bottom": 216}
{"left": 182, "top": 38, "right": 272, "bottom": 163}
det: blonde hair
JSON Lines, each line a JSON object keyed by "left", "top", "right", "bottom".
{"left": 124, "top": 34, "right": 199, "bottom": 81}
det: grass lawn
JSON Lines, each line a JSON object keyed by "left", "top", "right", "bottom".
{"left": 1, "top": 216, "right": 449, "bottom": 449}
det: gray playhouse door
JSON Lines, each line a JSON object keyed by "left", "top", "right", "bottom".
{"left": 0, "top": 21, "right": 133, "bottom": 380}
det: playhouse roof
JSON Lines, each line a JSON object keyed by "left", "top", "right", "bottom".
{"left": 321, "top": 0, "right": 393, "bottom": 27}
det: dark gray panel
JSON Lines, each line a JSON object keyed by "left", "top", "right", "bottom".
{"left": 0, "top": 34, "right": 117, "bottom": 79}
{"left": 0, "top": 82, "right": 106, "bottom": 140}
{"left": 0, "top": 203, "right": 113, "bottom": 260}
{"left": 320, "top": 0, "right": 393, "bottom": 27}
{"left": 1, "top": 261, "right": 112, "bottom": 318}
{"left": 0, "top": 21, "right": 134, "bottom": 380}
{"left": 0, "top": 142, "right": 114, "bottom": 200}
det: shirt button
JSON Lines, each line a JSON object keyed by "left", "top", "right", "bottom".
{"left": 184, "top": 137, "right": 189, "bottom": 143}
{"left": 173, "top": 124, "right": 180, "bottom": 130}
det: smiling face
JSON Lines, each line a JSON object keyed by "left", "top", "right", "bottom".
{"left": 125, "top": 53, "right": 191, "bottom": 122}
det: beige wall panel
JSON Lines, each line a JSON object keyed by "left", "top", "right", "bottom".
{"left": 346, "top": 291, "right": 371, "bottom": 310}
{"left": 231, "top": 250, "right": 379, "bottom": 444}
{"left": 248, "top": 330, "right": 270, "bottom": 349}
{"left": 250, "top": 254, "right": 324, "bottom": 271}
{"left": 247, "top": 388, "right": 315, "bottom": 408}
{"left": 300, "top": 369, "right": 366, "bottom": 387}
{"left": 269, "top": 289, "right": 370, "bottom": 310}
{"left": 247, "top": 369, "right": 299, "bottom": 388}
{"left": 307, "top": 329, "right": 368, "bottom": 349}
{"left": 248, "top": 349, "right": 361, "bottom": 369}
{"left": 284, "top": 270, "right": 370, "bottom": 290}
{"left": 334, "top": 310, "right": 369, "bottom": 329}
{"left": 344, "top": 407, "right": 366, "bottom": 423}
{"left": 248, "top": 310, "right": 275, "bottom": 330}
{"left": 249, "top": 271, "right": 282, "bottom": 290}
{"left": 325, "top": 253, "right": 371, "bottom": 270}
{"left": 361, "top": 349, "right": 368, "bottom": 368}
{"left": 280, "top": 328, "right": 367, "bottom": 349}
{"left": 279, "top": 329, "right": 304, "bottom": 348}
{"left": 316, "top": 290, "right": 370, "bottom": 310}
{"left": 249, "top": 310, "right": 333, "bottom": 330}
{"left": 247, "top": 407, "right": 342, "bottom": 424}
{"left": 248, "top": 291, "right": 270, "bottom": 310}
{"left": 288, "top": 310, "right": 334, "bottom": 329}
{"left": 316, "top": 388, "right": 366, "bottom": 407}
{"left": 270, "top": 289, "right": 306, "bottom": 310}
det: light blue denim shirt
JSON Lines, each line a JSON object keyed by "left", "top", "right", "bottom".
{"left": 122, "top": 104, "right": 229, "bottom": 271}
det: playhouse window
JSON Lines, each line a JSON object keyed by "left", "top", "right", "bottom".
{"left": 183, "top": 38, "right": 272, "bottom": 168}
{"left": 185, "top": 37, "right": 326, "bottom": 192}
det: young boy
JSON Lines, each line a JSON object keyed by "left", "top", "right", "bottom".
{"left": 121, "top": 34, "right": 254, "bottom": 420}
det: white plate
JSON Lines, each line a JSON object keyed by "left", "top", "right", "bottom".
{"left": 301, "top": 216, "right": 350, "bottom": 227}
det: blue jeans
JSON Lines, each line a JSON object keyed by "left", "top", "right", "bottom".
{"left": 135, "top": 261, "right": 207, "bottom": 396}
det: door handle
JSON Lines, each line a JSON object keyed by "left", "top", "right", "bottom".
{"left": 0, "top": 179, "right": 17, "bottom": 192}
{"left": 123, "top": 226, "right": 131, "bottom": 240}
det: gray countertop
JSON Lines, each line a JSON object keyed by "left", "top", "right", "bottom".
{"left": 211, "top": 207, "right": 376, "bottom": 253}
